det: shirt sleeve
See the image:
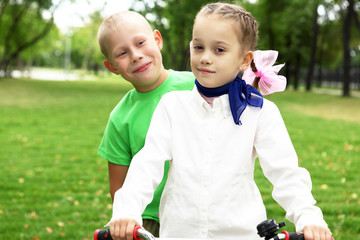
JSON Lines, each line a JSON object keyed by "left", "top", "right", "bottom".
{"left": 98, "top": 117, "right": 132, "bottom": 165}
{"left": 254, "top": 100, "right": 328, "bottom": 232}
{"left": 107, "top": 96, "right": 173, "bottom": 226}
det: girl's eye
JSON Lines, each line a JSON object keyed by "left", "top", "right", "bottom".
{"left": 194, "top": 45, "right": 203, "bottom": 50}
{"left": 137, "top": 41, "right": 144, "bottom": 46}
{"left": 216, "top": 48, "right": 225, "bottom": 53}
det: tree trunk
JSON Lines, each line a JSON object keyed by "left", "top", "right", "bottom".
{"left": 284, "top": 35, "right": 293, "bottom": 89}
{"left": 317, "top": 64, "right": 323, "bottom": 88}
{"left": 293, "top": 52, "right": 301, "bottom": 90}
{"left": 342, "top": 0, "right": 353, "bottom": 97}
{"left": 316, "top": 44, "right": 324, "bottom": 88}
{"left": 0, "top": 59, "right": 12, "bottom": 77}
{"left": 285, "top": 63, "right": 292, "bottom": 89}
{"left": 305, "top": 3, "right": 319, "bottom": 91}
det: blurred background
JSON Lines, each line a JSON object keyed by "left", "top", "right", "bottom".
{"left": 0, "top": 0, "right": 360, "bottom": 240}
{"left": 0, "top": 1, "right": 359, "bottom": 240}
{"left": 0, "top": 0, "right": 359, "bottom": 96}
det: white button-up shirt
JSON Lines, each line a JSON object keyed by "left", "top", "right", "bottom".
{"left": 110, "top": 88, "right": 327, "bottom": 240}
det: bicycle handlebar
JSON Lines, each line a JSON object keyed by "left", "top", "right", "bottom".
{"left": 94, "top": 226, "right": 156, "bottom": 240}
{"left": 94, "top": 219, "right": 334, "bottom": 240}
{"left": 257, "top": 219, "right": 334, "bottom": 240}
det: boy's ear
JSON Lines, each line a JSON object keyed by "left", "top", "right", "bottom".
{"left": 104, "top": 59, "right": 120, "bottom": 75}
{"left": 154, "top": 30, "right": 163, "bottom": 51}
{"left": 239, "top": 51, "right": 253, "bottom": 72}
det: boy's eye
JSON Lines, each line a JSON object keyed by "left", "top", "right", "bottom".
{"left": 137, "top": 41, "right": 144, "bottom": 46}
{"left": 119, "top": 51, "right": 127, "bottom": 57}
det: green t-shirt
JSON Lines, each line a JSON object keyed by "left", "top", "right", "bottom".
{"left": 98, "top": 70, "right": 194, "bottom": 222}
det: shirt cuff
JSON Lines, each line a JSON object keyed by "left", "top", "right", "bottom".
{"left": 104, "top": 189, "right": 143, "bottom": 228}
{"left": 294, "top": 206, "right": 328, "bottom": 232}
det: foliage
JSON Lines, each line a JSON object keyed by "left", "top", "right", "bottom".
{"left": 0, "top": 78, "right": 359, "bottom": 239}
{"left": 70, "top": 11, "right": 105, "bottom": 70}
{"left": 0, "top": 0, "right": 61, "bottom": 76}
{"left": 1, "top": 0, "right": 359, "bottom": 95}
{"left": 28, "top": 26, "right": 64, "bottom": 68}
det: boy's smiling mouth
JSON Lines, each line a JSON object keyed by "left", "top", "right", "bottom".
{"left": 133, "top": 62, "right": 152, "bottom": 73}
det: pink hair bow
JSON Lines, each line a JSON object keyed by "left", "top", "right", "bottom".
{"left": 242, "top": 50, "right": 287, "bottom": 95}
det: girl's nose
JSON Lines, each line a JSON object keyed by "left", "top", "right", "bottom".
{"left": 200, "top": 53, "right": 212, "bottom": 64}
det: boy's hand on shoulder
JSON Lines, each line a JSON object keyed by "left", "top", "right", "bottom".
{"left": 110, "top": 218, "right": 141, "bottom": 240}
{"left": 303, "top": 225, "right": 332, "bottom": 240}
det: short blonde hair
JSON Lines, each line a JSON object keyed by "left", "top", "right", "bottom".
{"left": 195, "top": 2, "right": 258, "bottom": 51}
{"left": 97, "top": 11, "right": 153, "bottom": 58}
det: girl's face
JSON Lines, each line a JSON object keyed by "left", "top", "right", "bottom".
{"left": 190, "top": 15, "right": 252, "bottom": 88}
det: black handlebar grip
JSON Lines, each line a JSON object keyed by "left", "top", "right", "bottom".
{"left": 94, "top": 229, "right": 113, "bottom": 240}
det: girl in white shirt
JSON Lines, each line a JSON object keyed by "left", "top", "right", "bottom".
{"left": 108, "top": 3, "right": 332, "bottom": 240}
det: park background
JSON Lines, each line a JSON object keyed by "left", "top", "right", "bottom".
{"left": 0, "top": 0, "right": 359, "bottom": 239}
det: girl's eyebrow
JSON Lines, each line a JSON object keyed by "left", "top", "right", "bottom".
{"left": 193, "top": 38, "right": 230, "bottom": 47}
{"left": 214, "top": 40, "right": 230, "bottom": 46}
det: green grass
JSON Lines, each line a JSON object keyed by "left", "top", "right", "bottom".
{"left": 0, "top": 78, "right": 359, "bottom": 239}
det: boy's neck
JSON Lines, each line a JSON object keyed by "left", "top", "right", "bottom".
{"left": 134, "top": 68, "right": 169, "bottom": 93}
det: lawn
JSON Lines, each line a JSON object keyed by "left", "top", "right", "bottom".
{"left": 0, "top": 78, "right": 359, "bottom": 240}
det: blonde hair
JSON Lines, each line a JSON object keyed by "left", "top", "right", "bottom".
{"left": 195, "top": 2, "right": 258, "bottom": 51}
{"left": 97, "top": 11, "right": 153, "bottom": 58}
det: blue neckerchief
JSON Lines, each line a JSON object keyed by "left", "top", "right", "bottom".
{"left": 195, "top": 76, "right": 263, "bottom": 125}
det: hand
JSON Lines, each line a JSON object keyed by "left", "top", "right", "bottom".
{"left": 303, "top": 225, "right": 332, "bottom": 240}
{"left": 110, "top": 218, "right": 141, "bottom": 240}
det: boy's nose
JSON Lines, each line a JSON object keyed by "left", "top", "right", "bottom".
{"left": 131, "top": 50, "right": 143, "bottom": 63}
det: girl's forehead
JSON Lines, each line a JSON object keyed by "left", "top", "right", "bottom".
{"left": 193, "top": 15, "right": 240, "bottom": 39}
{"left": 194, "top": 14, "right": 239, "bottom": 31}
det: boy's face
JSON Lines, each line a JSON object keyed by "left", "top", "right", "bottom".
{"left": 190, "top": 15, "right": 252, "bottom": 88}
{"left": 104, "top": 18, "right": 165, "bottom": 92}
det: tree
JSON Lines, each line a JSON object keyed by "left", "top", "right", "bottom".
{"left": 305, "top": 1, "right": 320, "bottom": 91}
{"left": 342, "top": 0, "right": 360, "bottom": 97}
{"left": 316, "top": 17, "right": 343, "bottom": 87}
{"left": 31, "top": 26, "right": 64, "bottom": 68}
{"left": 70, "top": 10, "right": 105, "bottom": 71}
{"left": 0, "top": 0, "right": 63, "bottom": 77}
{"left": 252, "top": 0, "right": 315, "bottom": 90}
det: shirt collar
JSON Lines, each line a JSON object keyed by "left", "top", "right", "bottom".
{"left": 192, "top": 87, "right": 232, "bottom": 119}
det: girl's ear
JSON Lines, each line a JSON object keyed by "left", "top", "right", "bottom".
{"left": 154, "top": 30, "right": 163, "bottom": 51}
{"left": 189, "top": 41, "right": 193, "bottom": 55}
{"left": 104, "top": 59, "right": 120, "bottom": 75}
{"left": 239, "top": 51, "right": 253, "bottom": 72}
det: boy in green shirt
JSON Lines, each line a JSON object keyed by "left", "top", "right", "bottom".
{"left": 97, "top": 11, "right": 194, "bottom": 237}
